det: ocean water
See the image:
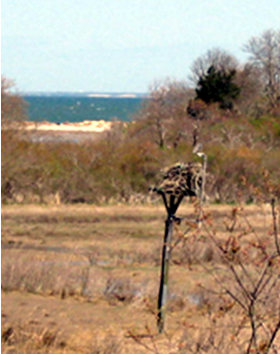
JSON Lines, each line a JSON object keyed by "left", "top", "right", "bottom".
{"left": 24, "top": 95, "right": 146, "bottom": 123}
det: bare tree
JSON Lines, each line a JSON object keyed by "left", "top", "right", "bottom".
{"left": 132, "top": 79, "right": 194, "bottom": 148}
{"left": 1, "top": 76, "right": 28, "bottom": 128}
{"left": 243, "top": 29, "right": 280, "bottom": 108}
{"left": 189, "top": 48, "right": 239, "bottom": 85}
{"left": 1, "top": 76, "right": 29, "bottom": 202}
{"left": 234, "top": 63, "right": 263, "bottom": 115}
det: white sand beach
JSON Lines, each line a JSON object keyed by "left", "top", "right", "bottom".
{"left": 24, "top": 120, "right": 113, "bottom": 133}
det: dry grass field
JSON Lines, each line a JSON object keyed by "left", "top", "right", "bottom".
{"left": 1, "top": 202, "right": 280, "bottom": 353}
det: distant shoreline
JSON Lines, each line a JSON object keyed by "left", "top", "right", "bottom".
{"left": 22, "top": 92, "right": 149, "bottom": 98}
{"left": 23, "top": 119, "right": 116, "bottom": 132}
{"left": 20, "top": 119, "right": 123, "bottom": 143}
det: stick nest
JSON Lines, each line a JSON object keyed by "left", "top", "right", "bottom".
{"left": 151, "top": 162, "right": 203, "bottom": 197}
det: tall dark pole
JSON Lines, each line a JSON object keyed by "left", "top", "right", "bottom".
{"left": 157, "top": 212, "right": 173, "bottom": 333}
{"left": 157, "top": 194, "right": 183, "bottom": 333}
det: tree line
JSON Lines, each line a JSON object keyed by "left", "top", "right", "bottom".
{"left": 2, "top": 29, "right": 280, "bottom": 204}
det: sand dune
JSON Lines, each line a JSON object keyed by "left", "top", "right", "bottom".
{"left": 24, "top": 120, "right": 113, "bottom": 132}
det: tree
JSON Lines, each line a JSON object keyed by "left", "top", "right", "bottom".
{"left": 243, "top": 29, "right": 280, "bottom": 108}
{"left": 195, "top": 65, "right": 241, "bottom": 109}
{"left": 132, "top": 80, "right": 194, "bottom": 148}
{"left": 1, "top": 76, "right": 28, "bottom": 128}
{"left": 233, "top": 63, "right": 263, "bottom": 115}
{"left": 189, "top": 48, "right": 239, "bottom": 86}
{"left": 1, "top": 76, "right": 29, "bottom": 202}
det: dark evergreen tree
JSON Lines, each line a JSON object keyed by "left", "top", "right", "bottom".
{"left": 195, "top": 65, "right": 241, "bottom": 109}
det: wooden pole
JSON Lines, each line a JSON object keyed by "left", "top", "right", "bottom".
{"left": 157, "top": 194, "right": 182, "bottom": 333}
{"left": 157, "top": 213, "right": 173, "bottom": 333}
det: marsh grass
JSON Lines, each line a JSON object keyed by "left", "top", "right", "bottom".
{"left": 2, "top": 203, "right": 280, "bottom": 353}
{"left": 1, "top": 322, "right": 123, "bottom": 354}
{"left": 1, "top": 320, "right": 67, "bottom": 354}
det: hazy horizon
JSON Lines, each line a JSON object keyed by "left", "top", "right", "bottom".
{"left": 2, "top": 0, "right": 280, "bottom": 93}
{"left": 22, "top": 91, "right": 149, "bottom": 96}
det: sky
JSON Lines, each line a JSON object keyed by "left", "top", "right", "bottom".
{"left": 2, "top": 0, "right": 280, "bottom": 93}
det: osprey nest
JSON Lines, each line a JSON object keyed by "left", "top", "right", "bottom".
{"left": 152, "top": 162, "right": 203, "bottom": 198}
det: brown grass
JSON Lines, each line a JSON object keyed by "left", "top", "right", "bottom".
{"left": 2, "top": 203, "right": 280, "bottom": 353}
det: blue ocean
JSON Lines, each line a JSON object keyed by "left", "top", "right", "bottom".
{"left": 24, "top": 94, "right": 146, "bottom": 123}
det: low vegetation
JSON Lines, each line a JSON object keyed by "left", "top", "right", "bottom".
{"left": 2, "top": 202, "right": 280, "bottom": 353}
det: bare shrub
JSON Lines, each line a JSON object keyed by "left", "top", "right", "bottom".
{"left": 90, "top": 334, "right": 123, "bottom": 354}
{"left": 198, "top": 201, "right": 280, "bottom": 353}
{"left": 1, "top": 323, "right": 62, "bottom": 353}
{"left": 104, "top": 277, "right": 140, "bottom": 304}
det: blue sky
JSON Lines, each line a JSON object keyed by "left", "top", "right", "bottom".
{"left": 2, "top": 0, "right": 280, "bottom": 93}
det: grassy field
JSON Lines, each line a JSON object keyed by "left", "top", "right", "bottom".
{"left": 1, "top": 202, "right": 280, "bottom": 354}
